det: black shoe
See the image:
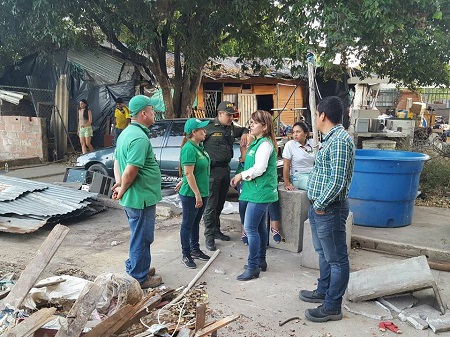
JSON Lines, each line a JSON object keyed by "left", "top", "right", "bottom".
{"left": 237, "top": 268, "right": 260, "bottom": 281}
{"left": 244, "top": 261, "right": 267, "bottom": 272}
{"left": 215, "top": 232, "right": 230, "bottom": 241}
{"left": 305, "top": 305, "right": 342, "bottom": 323}
{"left": 181, "top": 256, "right": 197, "bottom": 269}
{"left": 299, "top": 289, "right": 325, "bottom": 303}
{"left": 206, "top": 240, "right": 216, "bottom": 251}
{"left": 191, "top": 249, "right": 210, "bottom": 261}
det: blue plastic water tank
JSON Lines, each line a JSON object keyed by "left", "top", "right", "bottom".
{"left": 348, "top": 149, "right": 429, "bottom": 227}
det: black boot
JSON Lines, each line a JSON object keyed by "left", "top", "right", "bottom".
{"left": 244, "top": 261, "right": 267, "bottom": 272}
{"left": 237, "top": 267, "right": 260, "bottom": 281}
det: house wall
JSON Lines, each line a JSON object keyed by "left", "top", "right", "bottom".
{"left": 396, "top": 89, "right": 421, "bottom": 110}
{"left": 198, "top": 80, "right": 306, "bottom": 126}
{"left": 0, "top": 116, "right": 48, "bottom": 163}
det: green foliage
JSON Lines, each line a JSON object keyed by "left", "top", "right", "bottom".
{"left": 419, "top": 156, "right": 450, "bottom": 195}
{"left": 277, "top": 0, "right": 450, "bottom": 87}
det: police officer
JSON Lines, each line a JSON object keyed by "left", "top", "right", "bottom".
{"left": 203, "top": 101, "right": 248, "bottom": 251}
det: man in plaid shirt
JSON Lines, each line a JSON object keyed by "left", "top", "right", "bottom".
{"left": 300, "top": 96, "right": 355, "bottom": 323}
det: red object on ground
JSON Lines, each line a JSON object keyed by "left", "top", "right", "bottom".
{"left": 379, "top": 321, "right": 402, "bottom": 334}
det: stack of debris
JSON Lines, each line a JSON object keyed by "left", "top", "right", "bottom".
{"left": 0, "top": 225, "right": 239, "bottom": 336}
{"left": 345, "top": 255, "right": 450, "bottom": 333}
{"left": 0, "top": 176, "right": 103, "bottom": 233}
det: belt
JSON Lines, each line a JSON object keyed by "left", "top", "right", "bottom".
{"left": 211, "top": 161, "right": 229, "bottom": 168}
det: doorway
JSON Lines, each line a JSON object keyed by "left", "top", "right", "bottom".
{"left": 256, "top": 94, "right": 274, "bottom": 113}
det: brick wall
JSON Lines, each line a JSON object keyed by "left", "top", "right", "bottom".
{"left": 0, "top": 116, "right": 48, "bottom": 163}
{"left": 396, "top": 89, "right": 422, "bottom": 110}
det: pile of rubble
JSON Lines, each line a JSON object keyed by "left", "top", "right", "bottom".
{"left": 345, "top": 255, "right": 450, "bottom": 333}
{"left": 0, "top": 224, "right": 238, "bottom": 337}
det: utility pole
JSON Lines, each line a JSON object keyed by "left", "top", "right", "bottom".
{"left": 307, "top": 53, "right": 319, "bottom": 154}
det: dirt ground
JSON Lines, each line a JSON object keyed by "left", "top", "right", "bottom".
{"left": 1, "top": 202, "right": 450, "bottom": 337}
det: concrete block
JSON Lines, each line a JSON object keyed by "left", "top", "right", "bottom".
{"left": 378, "top": 294, "right": 419, "bottom": 313}
{"left": 270, "top": 185, "right": 310, "bottom": 253}
{"left": 299, "top": 212, "right": 353, "bottom": 270}
{"left": 399, "top": 304, "right": 442, "bottom": 330}
{"left": 347, "top": 256, "right": 446, "bottom": 314}
{"left": 427, "top": 313, "right": 450, "bottom": 333}
{"left": 344, "top": 300, "right": 393, "bottom": 320}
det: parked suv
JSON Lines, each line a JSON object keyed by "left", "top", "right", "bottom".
{"left": 74, "top": 118, "right": 283, "bottom": 188}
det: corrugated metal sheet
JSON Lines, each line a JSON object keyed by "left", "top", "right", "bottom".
{"left": 0, "top": 176, "right": 101, "bottom": 234}
{"left": 67, "top": 49, "right": 124, "bottom": 84}
{"left": 0, "top": 176, "right": 48, "bottom": 201}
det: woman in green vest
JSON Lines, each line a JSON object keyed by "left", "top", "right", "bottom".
{"left": 231, "top": 110, "right": 279, "bottom": 281}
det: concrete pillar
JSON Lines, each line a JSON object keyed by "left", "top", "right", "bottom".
{"left": 270, "top": 185, "right": 310, "bottom": 253}
{"left": 300, "top": 212, "right": 353, "bottom": 270}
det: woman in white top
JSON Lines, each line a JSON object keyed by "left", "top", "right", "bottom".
{"left": 282, "top": 121, "right": 315, "bottom": 190}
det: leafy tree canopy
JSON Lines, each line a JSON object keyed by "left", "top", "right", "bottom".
{"left": 1, "top": 0, "right": 449, "bottom": 118}
{"left": 274, "top": 0, "right": 450, "bottom": 88}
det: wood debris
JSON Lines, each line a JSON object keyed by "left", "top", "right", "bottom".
{"left": 0, "top": 227, "right": 239, "bottom": 337}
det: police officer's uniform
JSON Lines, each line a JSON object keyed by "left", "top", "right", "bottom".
{"left": 203, "top": 102, "right": 247, "bottom": 251}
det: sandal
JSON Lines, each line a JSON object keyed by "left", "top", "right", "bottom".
{"left": 241, "top": 233, "right": 248, "bottom": 246}
{"left": 271, "top": 227, "right": 281, "bottom": 244}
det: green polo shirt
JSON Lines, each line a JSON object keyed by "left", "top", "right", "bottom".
{"left": 179, "top": 140, "right": 211, "bottom": 197}
{"left": 115, "top": 122, "right": 162, "bottom": 209}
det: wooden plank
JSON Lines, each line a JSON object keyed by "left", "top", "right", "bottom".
{"left": 115, "top": 293, "right": 161, "bottom": 334}
{"left": 0, "top": 224, "right": 70, "bottom": 310}
{"left": 193, "top": 315, "right": 240, "bottom": 337}
{"left": 54, "top": 282, "right": 104, "bottom": 337}
{"left": 5, "top": 307, "right": 56, "bottom": 337}
{"left": 85, "top": 293, "right": 161, "bottom": 337}
{"left": 195, "top": 303, "right": 206, "bottom": 332}
{"left": 82, "top": 305, "right": 135, "bottom": 337}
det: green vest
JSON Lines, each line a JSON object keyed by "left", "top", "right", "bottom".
{"left": 239, "top": 137, "right": 278, "bottom": 203}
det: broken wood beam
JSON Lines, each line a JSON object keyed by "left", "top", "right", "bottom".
{"left": 84, "top": 293, "right": 161, "bottom": 337}
{"left": 54, "top": 281, "right": 104, "bottom": 337}
{"left": 3, "top": 307, "right": 56, "bottom": 337}
{"left": 195, "top": 303, "right": 206, "bottom": 332}
{"left": 0, "top": 224, "right": 70, "bottom": 310}
{"left": 193, "top": 315, "right": 240, "bottom": 337}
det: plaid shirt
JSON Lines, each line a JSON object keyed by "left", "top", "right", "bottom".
{"left": 307, "top": 124, "right": 355, "bottom": 211}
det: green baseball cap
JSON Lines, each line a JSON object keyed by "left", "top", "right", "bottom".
{"left": 129, "top": 95, "right": 153, "bottom": 116}
{"left": 184, "top": 118, "right": 209, "bottom": 134}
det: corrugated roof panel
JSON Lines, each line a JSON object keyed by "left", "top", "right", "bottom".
{"left": 67, "top": 49, "right": 124, "bottom": 83}
{"left": 0, "top": 176, "right": 48, "bottom": 201}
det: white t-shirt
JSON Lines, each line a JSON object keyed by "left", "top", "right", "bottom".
{"left": 282, "top": 138, "right": 315, "bottom": 175}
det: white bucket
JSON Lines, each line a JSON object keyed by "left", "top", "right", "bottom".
{"left": 362, "top": 140, "right": 396, "bottom": 150}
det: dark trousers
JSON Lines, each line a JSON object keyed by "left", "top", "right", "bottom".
{"left": 180, "top": 195, "right": 207, "bottom": 257}
{"left": 203, "top": 166, "right": 230, "bottom": 241}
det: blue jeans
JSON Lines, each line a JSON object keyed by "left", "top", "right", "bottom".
{"left": 239, "top": 201, "right": 280, "bottom": 224}
{"left": 180, "top": 195, "right": 207, "bottom": 257}
{"left": 243, "top": 202, "right": 270, "bottom": 269}
{"left": 124, "top": 205, "right": 156, "bottom": 283}
{"left": 308, "top": 200, "right": 350, "bottom": 311}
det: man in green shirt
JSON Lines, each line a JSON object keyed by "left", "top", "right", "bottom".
{"left": 112, "top": 95, "right": 162, "bottom": 289}
{"left": 300, "top": 96, "right": 355, "bottom": 322}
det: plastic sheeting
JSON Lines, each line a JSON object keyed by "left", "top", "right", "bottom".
{"left": 0, "top": 51, "right": 141, "bottom": 148}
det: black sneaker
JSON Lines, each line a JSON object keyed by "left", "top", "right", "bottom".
{"left": 191, "top": 249, "right": 210, "bottom": 261}
{"left": 215, "top": 232, "right": 230, "bottom": 241}
{"left": 206, "top": 239, "right": 216, "bottom": 251}
{"left": 181, "top": 256, "right": 197, "bottom": 269}
{"left": 299, "top": 289, "right": 325, "bottom": 303}
{"left": 305, "top": 305, "right": 342, "bottom": 323}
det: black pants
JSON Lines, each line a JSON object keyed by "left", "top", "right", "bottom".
{"left": 203, "top": 166, "right": 230, "bottom": 241}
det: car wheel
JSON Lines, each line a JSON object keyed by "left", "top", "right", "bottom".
{"left": 88, "top": 164, "right": 110, "bottom": 177}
